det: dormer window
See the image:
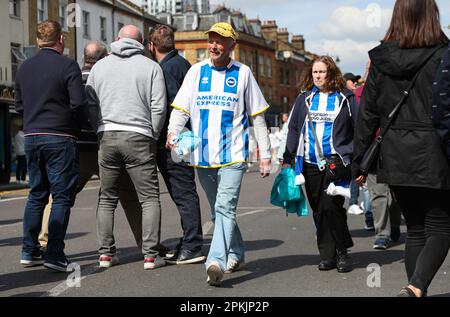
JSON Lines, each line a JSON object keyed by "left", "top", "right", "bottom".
{"left": 184, "top": 12, "right": 198, "bottom": 31}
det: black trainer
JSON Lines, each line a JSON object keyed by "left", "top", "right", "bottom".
{"left": 318, "top": 259, "right": 337, "bottom": 271}
{"left": 336, "top": 250, "right": 353, "bottom": 273}
{"left": 173, "top": 249, "right": 206, "bottom": 265}
{"left": 364, "top": 219, "right": 375, "bottom": 231}
{"left": 44, "top": 257, "right": 75, "bottom": 273}
{"left": 164, "top": 242, "right": 182, "bottom": 263}
{"left": 158, "top": 243, "right": 171, "bottom": 257}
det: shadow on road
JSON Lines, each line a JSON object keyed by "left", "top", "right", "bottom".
{"left": 221, "top": 250, "right": 405, "bottom": 288}
{"left": 349, "top": 250, "right": 404, "bottom": 269}
{"left": 221, "top": 254, "right": 319, "bottom": 287}
{"left": 9, "top": 292, "right": 47, "bottom": 297}
{"left": 244, "top": 239, "right": 284, "bottom": 251}
{"left": 0, "top": 263, "right": 96, "bottom": 293}
{"left": 349, "top": 229, "right": 376, "bottom": 238}
{"left": 0, "top": 219, "right": 22, "bottom": 226}
{"left": 430, "top": 293, "right": 450, "bottom": 297}
{"left": 0, "top": 232, "right": 90, "bottom": 248}
{"left": 0, "top": 246, "right": 139, "bottom": 293}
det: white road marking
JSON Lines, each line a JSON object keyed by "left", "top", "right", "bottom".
{"left": 42, "top": 251, "right": 136, "bottom": 297}
{"left": 0, "top": 196, "right": 28, "bottom": 203}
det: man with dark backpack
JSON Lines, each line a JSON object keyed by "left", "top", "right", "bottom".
{"left": 432, "top": 42, "right": 450, "bottom": 161}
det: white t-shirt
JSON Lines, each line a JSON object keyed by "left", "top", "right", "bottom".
{"left": 172, "top": 59, "right": 269, "bottom": 168}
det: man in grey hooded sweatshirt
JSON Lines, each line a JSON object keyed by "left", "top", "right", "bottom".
{"left": 86, "top": 25, "right": 167, "bottom": 270}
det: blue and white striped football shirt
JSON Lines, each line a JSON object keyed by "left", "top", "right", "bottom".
{"left": 171, "top": 59, "right": 269, "bottom": 168}
{"left": 304, "top": 90, "right": 341, "bottom": 164}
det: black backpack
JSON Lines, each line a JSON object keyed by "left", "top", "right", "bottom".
{"left": 432, "top": 42, "right": 450, "bottom": 161}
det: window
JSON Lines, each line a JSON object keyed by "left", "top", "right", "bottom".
{"left": 267, "top": 57, "right": 272, "bottom": 78}
{"left": 82, "top": 11, "right": 90, "bottom": 38}
{"left": 196, "top": 49, "right": 207, "bottom": 62}
{"left": 185, "top": 15, "right": 195, "bottom": 30}
{"left": 240, "top": 50, "right": 246, "bottom": 64}
{"left": 100, "top": 17, "right": 107, "bottom": 42}
{"left": 286, "top": 69, "right": 290, "bottom": 85}
{"left": 118, "top": 22, "right": 124, "bottom": 34}
{"left": 268, "top": 86, "right": 273, "bottom": 102}
{"left": 219, "top": 14, "right": 229, "bottom": 23}
{"left": 60, "top": 4, "right": 68, "bottom": 32}
{"left": 9, "top": 0, "right": 20, "bottom": 17}
{"left": 37, "top": 0, "right": 48, "bottom": 22}
{"left": 259, "top": 56, "right": 264, "bottom": 77}
{"left": 249, "top": 53, "right": 255, "bottom": 76}
{"left": 11, "top": 44, "right": 26, "bottom": 82}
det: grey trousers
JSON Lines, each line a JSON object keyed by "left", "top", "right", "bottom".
{"left": 367, "top": 174, "right": 401, "bottom": 239}
{"left": 97, "top": 132, "right": 161, "bottom": 258}
{"left": 39, "top": 151, "right": 143, "bottom": 249}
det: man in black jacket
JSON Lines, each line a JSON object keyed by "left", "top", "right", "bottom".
{"left": 15, "top": 21, "right": 86, "bottom": 272}
{"left": 148, "top": 25, "right": 205, "bottom": 264}
{"left": 38, "top": 41, "right": 150, "bottom": 255}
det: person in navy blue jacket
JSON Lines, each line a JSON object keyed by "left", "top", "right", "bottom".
{"left": 15, "top": 21, "right": 86, "bottom": 272}
{"left": 148, "top": 25, "right": 205, "bottom": 265}
{"left": 283, "top": 56, "right": 358, "bottom": 274}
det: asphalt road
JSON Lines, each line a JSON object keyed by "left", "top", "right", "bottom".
{"left": 1, "top": 169, "right": 449, "bottom": 298}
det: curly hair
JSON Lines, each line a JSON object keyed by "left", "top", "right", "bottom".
{"left": 298, "top": 56, "right": 346, "bottom": 93}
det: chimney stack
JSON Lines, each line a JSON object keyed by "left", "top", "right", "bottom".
{"left": 292, "top": 35, "right": 305, "bottom": 52}
{"left": 278, "top": 27, "right": 289, "bottom": 43}
{"left": 261, "top": 20, "right": 278, "bottom": 42}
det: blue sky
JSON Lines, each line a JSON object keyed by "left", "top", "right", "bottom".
{"left": 210, "top": 0, "right": 450, "bottom": 75}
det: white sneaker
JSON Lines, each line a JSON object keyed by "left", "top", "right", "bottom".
{"left": 206, "top": 261, "right": 223, "bottom": 286}
{"left": 99, "top": 255, "right": 119, "bottom": 268}
{"left": 347, "top": 204, "right": 364, "bottom": 215}
{"left": 224, "top": 258, "right": 245, "bottom": 274}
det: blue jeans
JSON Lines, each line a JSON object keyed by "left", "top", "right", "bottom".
{"left": 197, "top": 163, "right": 247, "bottom": 272}
{"left": 22, "top": 135, "right": 79, "bottom": 261}
{"left": 350, "top": 181, "right": 373, "bottom": 221}
{"left": 361, "top": 186, "right": 373, "bottom": 221}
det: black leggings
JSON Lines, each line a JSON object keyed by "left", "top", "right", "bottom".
{"left": 391, "top": 186, "right": 450, "bottom": 292}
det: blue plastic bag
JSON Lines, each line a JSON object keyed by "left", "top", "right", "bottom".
{"left": 271, "top": 168, "right": 308, "bottom": 217}
{"left": 173, "top": 131, "right": 201, "bottom": 156}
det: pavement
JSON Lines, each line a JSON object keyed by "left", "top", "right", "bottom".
{"left": 0, "top": 169, "right": 449, "bottom": 298}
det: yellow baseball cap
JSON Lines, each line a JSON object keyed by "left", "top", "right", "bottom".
{"left": 205, "top": 23, "right": 237, "bottom": 41}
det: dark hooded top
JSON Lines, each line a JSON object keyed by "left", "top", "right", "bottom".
{"left": 352, "top": 40, "right": 450, "bottom": 190}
